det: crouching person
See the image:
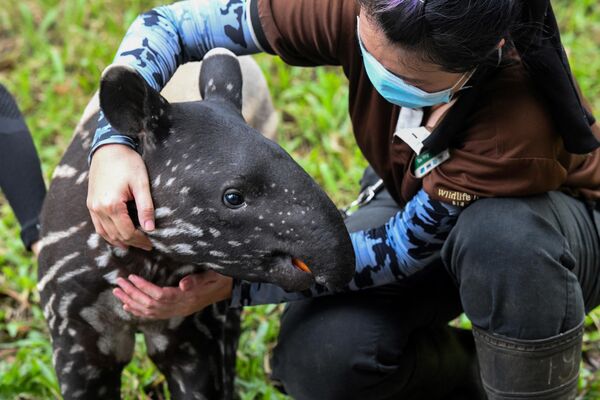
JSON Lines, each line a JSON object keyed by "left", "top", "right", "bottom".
{"left": 87, "top": 0, "right": 600, "bottom": 399}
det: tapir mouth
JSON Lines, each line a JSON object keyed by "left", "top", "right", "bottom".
{"left": 292, "top": 258, "right": 312, "bottom": 273}
{"left": 265, "top": 252, "right": 316, "bottom": 291}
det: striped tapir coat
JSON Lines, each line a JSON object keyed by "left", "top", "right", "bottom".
{"left": 37, "top": 49, "right": 354, "bottom": 399}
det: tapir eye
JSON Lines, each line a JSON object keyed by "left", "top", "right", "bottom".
{"left": 223, "top": 189, "right": 246, "bottom": 209}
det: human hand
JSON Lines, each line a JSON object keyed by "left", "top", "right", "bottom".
{"left": 113, "top": 271, "right": 234, "bottom": 319}
{"left": 87, "top": 144, "right": 154, "bottom": 250}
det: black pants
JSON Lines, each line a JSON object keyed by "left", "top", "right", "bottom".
{"left": 0, "top": 84, "right": 46, "bottom": 249}
{"left": 271, "top": 169, "right": 600, "bottom": 400}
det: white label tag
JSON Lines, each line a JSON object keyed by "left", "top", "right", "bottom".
{"left": 394, "top": 126, "right": 432, "bottom": 155}
{"left": 414, "top": 149, "right": 451, "bottom": 178}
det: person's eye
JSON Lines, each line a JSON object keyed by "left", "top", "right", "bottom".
{"left": 223, "top": 189, "right": 246, "bottom": 209}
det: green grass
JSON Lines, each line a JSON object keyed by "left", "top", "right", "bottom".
{"left": 0, "top": 0, "right": 598, "bottom": 398}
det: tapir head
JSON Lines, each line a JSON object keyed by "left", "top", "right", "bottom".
{"left": 99, "top": 49, "right": 355, "bottom": 291}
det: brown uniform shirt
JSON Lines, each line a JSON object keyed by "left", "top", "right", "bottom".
{"left": 255, "top": 0, "right": 600, "bottom": 207}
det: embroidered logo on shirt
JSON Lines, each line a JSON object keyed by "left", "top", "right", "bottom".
{"left": 437, "top": 188, "right": 479, "bottom": 207}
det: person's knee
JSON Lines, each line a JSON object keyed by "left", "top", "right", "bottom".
{"left": 442, "top": 197, "right": 585, "bottom": 339}
{"left": 270, "top": 296, "right": 413, "bottom": 399}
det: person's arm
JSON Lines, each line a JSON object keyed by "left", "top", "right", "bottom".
{"left": 112, "top": 188, "right": 461, "bottom": 317}
{"left": 231, "top": 189, "right": 462, "bottom": 306}
{"left": 89, "top": 0, "right": 262, "bottom": 159}
{"left": 0, "top": 84, "right": 46, "bottom": 252}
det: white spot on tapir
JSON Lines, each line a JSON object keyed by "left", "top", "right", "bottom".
{"left": 83, "top": 365, "right": 101, "bottom": 380}
{"left": 87, "top": 233, "right": 100, "bottom": 249}
{"left": 94, "top": 249, "right": 112, "bottom": 268}
{"left": 228, "top": 241, "right": 241, "bottom": 247}
{"left": 149, "top": 238, "right": 170, "bottom": 253}
{"left": 57, "top": 266, "right": 93, "bottom": 284}
{"left": 209, "top": 250, "right": 227, "bottom": 257}
{"left": 166, "top": 177, "right": 176, "bottom": 187}
{"left": 204, "top": 263, "right": 225, "bottom": 271}
{"left": 44, "top": 293, "right": 56, "bottom": 327}
{"left": 168, "top": 316, "right": 185, "bottom": 330}
{"left": 38, "top": 252, "right": 81, "bottom": 292}
{"left": 192, "top": 207, "right": 204, "bottom": 215}
{"left": 166, "top": 159, "right": 172, "bottom": 167}
{"left": 226, "top": 83, "right": 234, "bottom": 91}
{"left": 172, "top": 369, "right": 187, "bottom": 394}
{"left": 171, "top": 243, "right": 196, "bottom": 255}
{"left": 179, "top": 342, "right": 197, "bottom": 356}
{"left": 103, "top": 269, "right": 120, "bottom": 285}
{"left": 153, "top": 175, "right": 162, "bottom": 188}
{"left": 155, "top": 207, "right": 175, "bottom": 219}
{"left": 39, "top": 222, "right": 87, "bottom": 252}
{"left": 75, "top": 171, "right": 88, "bottom": 185}
{"left": 180, "top": 186, "right": 190, "bottom": 195}
{"left": 171, "top": 165, "right": 178, "bottom": 172}
{"left": 70, "top": 344, "right": 84, "bottom": 354}
{"left": 209, "top": 227, "right": 221, "bottom": 238}
{"left": 63, "top": 361, "right": 74, "bottom": 375}
{"left": 52, "top": 164, "right": 78, "bottom": 179}
{"left": 149, "top": 221, "right": 203, "bottom": 239}
{"left": 148, "top": 334, "right": 169, "bottom": 353}
{"left": 52, "top": 348, "right": 61, "bottom": 368}
{"left": 113, "top": 247, "right": 128, "bottom": 258}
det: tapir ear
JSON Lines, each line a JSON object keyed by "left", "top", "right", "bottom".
{"left": 99, "top": 64, "right": 171, "bottom": 151}
{"left": 200, "top": 48, "right": 243, "bottom": 111}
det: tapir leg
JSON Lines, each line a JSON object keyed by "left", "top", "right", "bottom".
{"left": 143, "top": 303, "right": 241, "bottom": 400}
{"left": 50, "top": 318, "right": 135, "bottom": 399}
{"left": 42, "top": 289, "right": 136, "bottom": 400}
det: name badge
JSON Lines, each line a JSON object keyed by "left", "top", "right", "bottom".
{"left": 394, "top": 127, "right": 431, "bottom": 155}
{"left": 414, "top": 149, "right": 451, "bottom": 178}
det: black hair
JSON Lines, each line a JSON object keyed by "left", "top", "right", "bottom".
{"left": 357, "top": 0, "right": 523, "bottom": 73}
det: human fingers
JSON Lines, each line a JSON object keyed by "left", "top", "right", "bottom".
{"left": 131, "top": 172, "right": 155, "bottom": 232}
{"left": 128, "top": 275, "right": 177, "bottom": 302}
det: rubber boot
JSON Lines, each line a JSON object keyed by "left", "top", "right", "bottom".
{"left": 472, "top": 322, "right": 584, "bottom": 400}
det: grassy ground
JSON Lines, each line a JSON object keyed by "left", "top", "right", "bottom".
{"left": 0, "top": 0, "right": 598, "bottom": 398}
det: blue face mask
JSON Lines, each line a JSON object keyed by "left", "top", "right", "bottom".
{"left": 357, "top": 19, "right": 474, "bottom": 109}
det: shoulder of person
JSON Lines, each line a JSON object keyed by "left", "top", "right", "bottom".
{"left": 462, "top": 59, "right": 564, "bottom": 161}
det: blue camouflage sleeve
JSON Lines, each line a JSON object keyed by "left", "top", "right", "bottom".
{"left": 89, "top": 0, "right": 262, "bottom": 160}
{"left": 230, "top": 189, "right": 462, "bottom": 307}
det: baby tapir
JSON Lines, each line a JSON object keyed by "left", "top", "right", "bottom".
{"left": 37, "top": 48, "right": 355, "bottom": 400}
